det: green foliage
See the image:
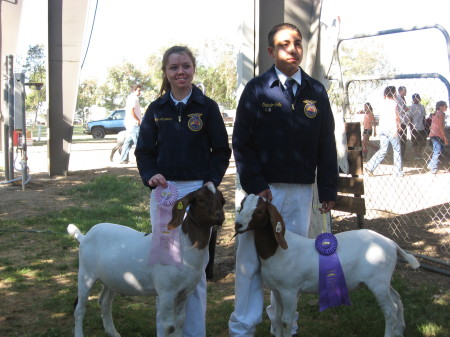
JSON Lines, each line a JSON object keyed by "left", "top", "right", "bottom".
{"left": 195, "top": 40, "right": 238, "bottom": 108}
{"left": 327, "top": 40, "right": 397, "bottom": 111}
{"left": 76, "top": 79, "right": 100, "bottom": 114}
{"left": 77, "top": 39, "right": 238, "bottom": 113}
{"left": 97, "top": 62, "right": 155, "bottom": 111}
{"left": 21, "top": 44, "right": 46, "bottom": 115}
{"left": 63, "top": 174, "right": 150, "bottom": 231}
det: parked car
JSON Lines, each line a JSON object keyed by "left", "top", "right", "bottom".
{"left": 84, "top": 109, "right": 125, "bottom": 139}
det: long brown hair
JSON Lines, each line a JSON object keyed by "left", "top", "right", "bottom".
{"left": 159, "top": 46, "right": 197, "bottom": 97}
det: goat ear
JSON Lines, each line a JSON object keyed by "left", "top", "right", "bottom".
{"left": 267, "top": 203, "right": 288, "bottom": 250}
{"left": 168, "top": 192, "right": 193, "bottom": 229}
{"left": 217, "top": 190, "right": 225, "bottom": 206}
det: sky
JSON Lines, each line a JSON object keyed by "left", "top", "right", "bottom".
{"left": 17, "top": 0, "right": 243, "bottom": 81}
{"left": 16, "top": 0, "right": 450, "bottom": 83}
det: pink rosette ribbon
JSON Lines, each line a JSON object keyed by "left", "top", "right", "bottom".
{"left": 149, "top": 182, "right": 183, "bottom": 269}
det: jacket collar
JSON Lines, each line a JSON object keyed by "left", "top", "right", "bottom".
{"left": 266, "top": 65, "right": 312, "bottom": 91}
{"left": 158, "top": 85, "right": 206, "bottom": 107}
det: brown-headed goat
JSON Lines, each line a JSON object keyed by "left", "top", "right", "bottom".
{"left": 235, "top": 194, "right": 419, "bottom": 337}
{"left": 68, "top": 185, "right": 225, "bottom": 337}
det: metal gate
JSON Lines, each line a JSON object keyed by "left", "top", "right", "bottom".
{"left": 329, "top": 25, "right": 450, "bottom": 263}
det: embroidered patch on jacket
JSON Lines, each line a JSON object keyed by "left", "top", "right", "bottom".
{"left": 303, "top": 100, "right": 318, "bottom": 118}
{"left": 155, "top": 117, "right": 172, "bottom": 122}
{"left": 188, "top": 113, "right": 203, "bottom": 131}
{"left": 262, "top": 102, "right": 282, "bottom": 112}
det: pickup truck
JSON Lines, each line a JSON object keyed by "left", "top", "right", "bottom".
{"left": 84, "top": 109, "right": 125, "bottom": 138}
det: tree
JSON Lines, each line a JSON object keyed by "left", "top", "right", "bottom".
{"left": 98, "top": 62, "right": 155, "bottom": 111}
{"left": 20, "top": 44, "right": 46, "bottom": 121}
{"left": 79, "top": 40, "right": 239, "bottom": 114}
{"left": 76, "top": 79, "right": 101, "bottom": 122}
{"left": 195, "top": 40, "right": 237, "bottom": 109}
{"left": 327, "top": 40, "right": 396, "bottom": 112}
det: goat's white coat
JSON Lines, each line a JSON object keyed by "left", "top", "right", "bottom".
{"left": 67, "top": 185, "right": 224, "bottom": 337}
{"left": 236, "top": 195, "right": 420, "bottom": 337}
{"left": 68, "top": 223, "right": 205, "bottom": 337}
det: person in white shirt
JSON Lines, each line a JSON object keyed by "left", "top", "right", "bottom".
{"left": 409, "top": 93, "right": 427, "bottom": 159}
{"left": 366, "top": 86, "right": 404, "bottom": 177}
{"left": 120, "top": 84, "right": 142, "bottom": 164}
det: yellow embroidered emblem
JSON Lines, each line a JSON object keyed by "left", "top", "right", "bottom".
{"left": 262, "top": 102, "right": 282, "bottom": 112}
{"left": 303, "top": 100, "right": 317, "bottom": 118}
{"left": 188, "top": 113, "right": 203, "bottom": 131}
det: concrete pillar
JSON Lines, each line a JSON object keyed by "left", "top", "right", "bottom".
{"left": 0, "top": 0, "right": 23, "bottom": 152}
{"left": 47, "top": 0, "right": 89, "bottom": 176}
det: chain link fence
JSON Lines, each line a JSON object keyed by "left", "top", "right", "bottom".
{"left": 325, "top": 26, "right": 450, "bottom": 266}
{"left": 331, "top": 76, "right": 450, "bottom": 262}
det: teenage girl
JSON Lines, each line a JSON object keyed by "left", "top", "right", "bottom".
{"left": 135, "top": 45, "right": 231, "bottom": 336}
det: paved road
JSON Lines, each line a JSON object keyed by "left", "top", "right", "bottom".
{"left": 1, "top": 129, "right": 235, "bottom": 177}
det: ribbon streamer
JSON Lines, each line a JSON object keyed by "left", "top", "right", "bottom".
{"left": 315, "top": 233, "right": 351, "bottom": 311}
{"left": 149, "top": 182, "right": 183, "bottom": 269}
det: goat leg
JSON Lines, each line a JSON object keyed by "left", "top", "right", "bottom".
{"left": 99, "top": 286, "right": 121, "bottom": 337}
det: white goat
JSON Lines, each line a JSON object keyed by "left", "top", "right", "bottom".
{"left": 67, "top": 185, "right": 225, "bottom": 337}
{"left": 235, "top": 194, "right": 420, "bottom": 337}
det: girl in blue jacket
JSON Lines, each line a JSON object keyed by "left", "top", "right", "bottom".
{"left": 135, "top": 45, "right": 231, "bottom": 337}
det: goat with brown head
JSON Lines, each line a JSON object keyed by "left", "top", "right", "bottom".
{"left": 235, "top": 194, "right": 288, "bottom": 259}
{"left": 67, "top": 184, "right": 226, "bottom": 337}
{"left": 233, "top": 194, "right": 420, "bottom": 337}
{"left": 169, "top": 185, "right": 225, "bottom": 249}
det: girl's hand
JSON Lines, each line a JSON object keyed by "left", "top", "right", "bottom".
{"left": 148, "top": 174, "right": 167, "bottom": 188}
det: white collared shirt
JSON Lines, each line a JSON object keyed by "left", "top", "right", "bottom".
{"left": 275, "top": 67, "right": 302, "bottom": 96}
{"left": 170, "top": 89, "right": 192, "bottom": 105}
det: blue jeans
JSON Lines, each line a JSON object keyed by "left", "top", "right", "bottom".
{"left": 120, "top": 126, "right": 139, "bottom": 162}
{"left": 428, "top": 137, "right": 444, "bottom": 172}
{"left": 366, "top": 130, "right": 403, "bottom": 174}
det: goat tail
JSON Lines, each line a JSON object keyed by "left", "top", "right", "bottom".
{"left": 397, "top": 246, "right": 420, "bottom": 269}
{"left": 67, "top": 224, "right": 84, "bottom": 243}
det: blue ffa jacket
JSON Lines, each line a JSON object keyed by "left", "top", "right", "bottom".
{"left": 135, "top": 85, "right": 231, "bottom": 188}
{"left": 232, "top": 65, "right": 337, "bottom": 202}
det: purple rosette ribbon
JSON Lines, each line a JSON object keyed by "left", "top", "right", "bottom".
{"left": 149, "top": 182, "right": 183, "bottom": 269}
{"left": 315, "top": 232, "right": 351, "bottom": 311}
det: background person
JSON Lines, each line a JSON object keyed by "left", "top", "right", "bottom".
{"left": 428, "top": 100, "right": 448, "bottom": 173}
{"left": 365, "top": 86, "right": 404, "bottom": 177}
{"left": 229, "top": 23, "right": 337, "bottom": 337}
{"left": 409, "top": 93, "right": 427, "bottom": 159}
{"left": 358, "top": 102, "right": 378, "bottom": 156}
{"left": 120, "top": 84, "right": 142, "bottom": 164}
{"left": 135, "top": 45, "right": 231, "bottom": 337}
{"left": 395, "top": 86, "right": 410, "bottom": 160}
